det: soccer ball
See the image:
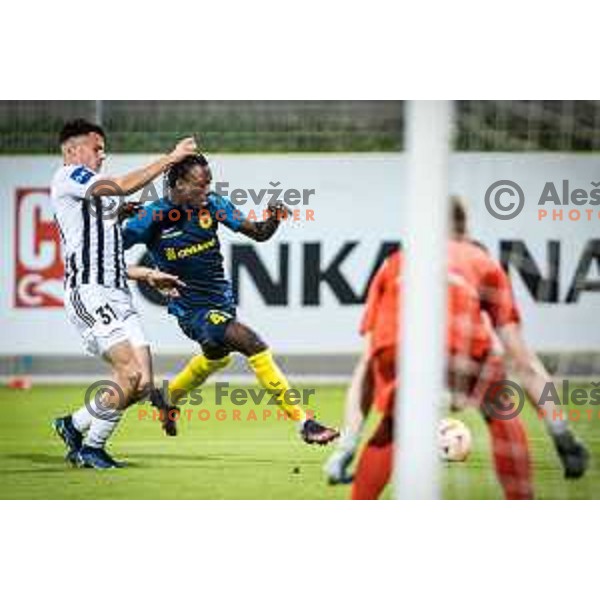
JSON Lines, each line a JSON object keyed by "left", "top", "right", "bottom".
{"left": 438, "top": 418, "right": 472, "bottom": 462}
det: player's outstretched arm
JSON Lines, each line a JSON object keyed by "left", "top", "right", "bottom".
{"left": 126, "top": 266, "right": 185, "bottom": 298}
{"left": 238, "top": 200, "right": 289, "bottom": 242}
{"left": 324, "top": 336, "right": 374, "bottom": 484}
{"left": 89, "top": 137, "right": 198, "bottom": 197}
{"left": 498, "top": 323, "right": 589, "bottom": 479}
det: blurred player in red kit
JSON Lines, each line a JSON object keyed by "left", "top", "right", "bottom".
{"left": 325, "top": 196, "right": 588, "bottom": 499}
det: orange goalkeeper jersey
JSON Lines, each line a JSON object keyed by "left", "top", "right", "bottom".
{"left": 360, "top": 239, "right": 521, "bottom": 360}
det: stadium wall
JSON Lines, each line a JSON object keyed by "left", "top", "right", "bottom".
{"left": 1, "top": 153, "right": 599, "bottom": 376}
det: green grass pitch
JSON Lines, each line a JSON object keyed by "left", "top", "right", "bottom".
{"left": 0, "top": 383, "right": 598, "bottom": 499}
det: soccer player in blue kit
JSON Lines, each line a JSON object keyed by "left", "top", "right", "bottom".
{"left": 122, "top": 154, "right": 339, "bottom": 445}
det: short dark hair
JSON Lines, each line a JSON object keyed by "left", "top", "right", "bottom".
{"left": 59, "top": 118, "right": 106, "bottom": 145}
{"left": 166, "top": 154, "right": 209, "bottom": 189}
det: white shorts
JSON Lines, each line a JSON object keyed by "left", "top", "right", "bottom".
{"left": 65, "top": 285, "right": 148, "bottom": 357}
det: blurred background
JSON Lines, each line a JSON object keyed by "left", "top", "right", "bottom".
{"left": 2, "top": 100, "right": 600, "bottom": 153}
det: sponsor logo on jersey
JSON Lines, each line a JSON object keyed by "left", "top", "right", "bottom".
{"left": 164, "top": 238, "right": 217, "bottom": 261}
{"left": 161, "top": 227, "right": 184, "bottom": 239}
{"left": 70, "top": 166, "right": 95, "bottom": 185}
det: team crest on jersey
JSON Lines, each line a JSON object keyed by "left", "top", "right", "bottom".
{"left": 198, "top": 212, "right": 213, "bottom": 229}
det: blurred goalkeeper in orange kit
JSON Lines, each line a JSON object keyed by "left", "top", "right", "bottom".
{"left": 324, "top": 195, "right": 589, "bottom": 500}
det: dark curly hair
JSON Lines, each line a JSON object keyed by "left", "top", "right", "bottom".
{"left": 166, "top": 154, "right": 209, "bottom": 189}
{"left": 59, "top": 118, "right": 106, "bottom": 145}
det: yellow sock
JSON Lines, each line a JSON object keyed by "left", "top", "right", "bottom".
{"left": 247, "top": 349, "right": 306, "bottom": 422}
{"left": 169, "top": 354, "right": 231, "bottom": 400}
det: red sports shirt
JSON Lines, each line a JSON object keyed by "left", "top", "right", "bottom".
{"left": 360, "top": 240, "right": 520, "bottom": 359}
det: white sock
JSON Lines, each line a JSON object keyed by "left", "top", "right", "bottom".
{"left": 84, "top": 396, "right": 123, "bottom": 449}
{"left": 338, "top": 429, "right": 361, "bottom": 453}
{"left": 546, "top": 415, "right": 568, "bottom": 435}
{"left": 72, "top": 405, "right": 93, "bottom": 433}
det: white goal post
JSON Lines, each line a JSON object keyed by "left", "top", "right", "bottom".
{"left": 395, "top": 101, "right": 454, "bottom": 499}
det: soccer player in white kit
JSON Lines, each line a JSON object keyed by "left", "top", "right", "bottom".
{"left": 50, "top": 118, "right": 197, "bottom": 468}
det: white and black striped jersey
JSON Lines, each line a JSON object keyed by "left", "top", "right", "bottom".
{"left": 50, "top": 164, "right": 128, "bottom": 289}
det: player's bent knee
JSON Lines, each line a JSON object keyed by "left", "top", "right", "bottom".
{"left": 223, "top": 321, "right": 268, "bottom": 356}
{"left": 249, "top": 339, "right": 268, "bottom": 356}
{"left": 127, "top": 368, "right": 143, "bottom": 393}
{"left": 133, "top": 374, "right": 153, "bottom": 400}
{"left": 114, "top": 361, "right": 143, "bottom": 400}
{"left": 201, "top": 341, "right": 231, "bottom": 360}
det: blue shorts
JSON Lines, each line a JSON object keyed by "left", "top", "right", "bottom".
{"left": 177, "top": 305, "right": 237, "bottom": 349}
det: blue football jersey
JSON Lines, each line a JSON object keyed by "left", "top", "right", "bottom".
{"left": 122, "top": 193, "right": 245, "bottom": 317}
